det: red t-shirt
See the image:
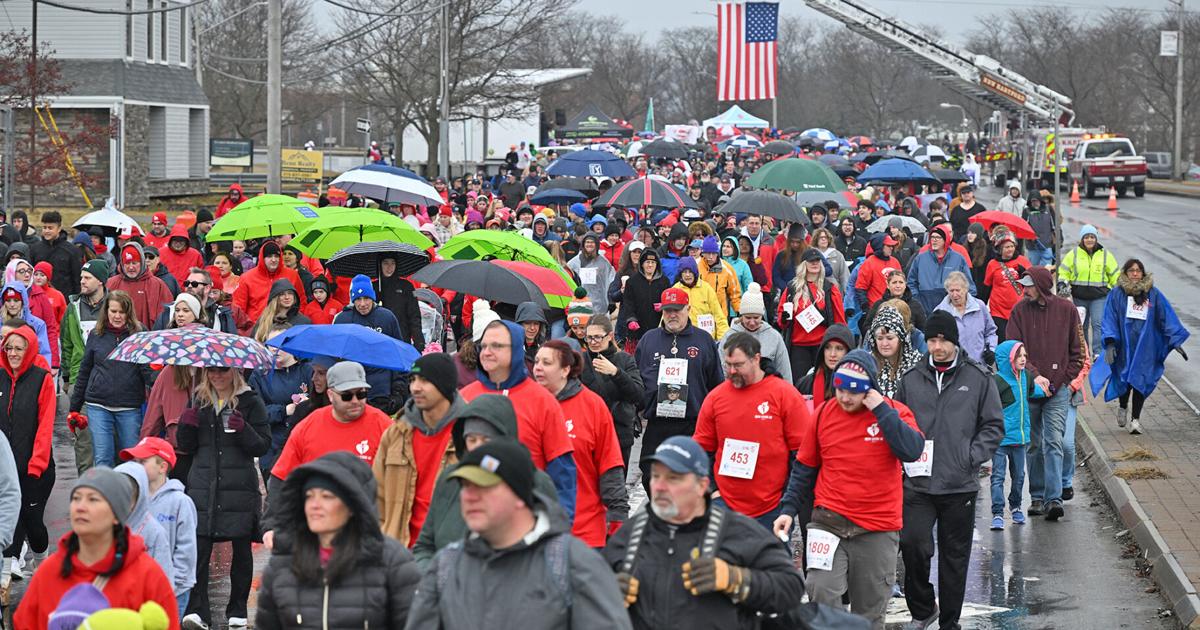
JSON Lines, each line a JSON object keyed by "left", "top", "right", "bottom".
{"left": 797, "top": 398, "right": 921, "bottom": 531}
{"left": 984, "top": 256, "right": 1032, "bottom": 319}
{"left": 408, "top": 424, "right": 456, "bottom": 544}
{"left": 559, "top": 386, "right": 624, "bottom": 547}
{"left": 854, "top": 255, "right": 902, "bottom": 306}
{"left": 693, "top": 375, "right": 808, "bottom": 517}
{"left": 270, "top": 405, "right": 395, "bottom": 480}
{"left": 460, "top": 377, "right": 573, "bottom": 470}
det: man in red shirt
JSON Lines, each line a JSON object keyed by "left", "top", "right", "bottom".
{"left": 772, "top": 349, "right": 924, "bottom": 628}
{"left": 459, "top": 319, "right": 577, "bottom": 520}
{"left": 693, "top": 332, "right": 807, "bottom": 530}
{"left": 853, "top": 232, "right": 901, "bottom": 312}
{"left": 232, "top": 240, "right": 305, "bottom": 320}
{"left": 159, "top": 224, "right": 205, "bottom": 285}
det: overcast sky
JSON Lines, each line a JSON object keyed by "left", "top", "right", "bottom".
{"left": 585, "top": 0, "right": 1179, "bottom": 44}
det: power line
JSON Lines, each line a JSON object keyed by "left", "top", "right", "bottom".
{"left": 32, "top": 0, "right": 210, "bottom": 15}
{"left": 319, "top": 0, "right": 447, "bottom": 18}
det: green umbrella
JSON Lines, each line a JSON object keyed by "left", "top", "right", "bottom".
{"left": 438, "top": 230, "right": 574, "bottom": 298}
{"left": 206, "top": 194, "right": 321, "bottom": 241}
{"left": 744, "top": 158, "right": 846, "bottom": 194}
{"left": 289, "top": 208, "right": 434, "bottom": 259}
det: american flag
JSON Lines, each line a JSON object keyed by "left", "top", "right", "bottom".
{"left": 717, "top": 2, "right": 778, "bottom": 102}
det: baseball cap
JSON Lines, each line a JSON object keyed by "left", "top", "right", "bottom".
{"left": 326, "top": 361, "right": 371, "bottom": 392}
{"left": 645, "top": 436, "right": 709, "bottom": 477}
{"left": 1016, "top": 274, "right": 1035, "bottom": 287}
{"left": 119, "top": 436, "right": 177, "bottom": 469}
{"left": 660, "top": 287, "right": 689, "bottom": 310}
{"left": 447, "top": 438, "right": 536, "bottom": 507}
{"left": 882, "top": 235, "right": 898, "bottom": 246}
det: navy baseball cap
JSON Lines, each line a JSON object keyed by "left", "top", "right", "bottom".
{"left": 645, "top": 436, "right": 709, "bottom": 477}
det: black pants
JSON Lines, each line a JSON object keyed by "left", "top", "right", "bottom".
{"left": 900, "top": 490, "right": 978, "bottom": 629}
{"left": 992, "top": 316, "right": 1008, "bottom": 342}
{"left": 188, "top": 536, "right": 254, "bottom": 623}
{"left": 788, "top": 344, "right": 820, "bottom": 387}
{"left": 1119, "top": 388, "right": 1147, "bottom": 419}
{"left": 639, "top": 418, "right": 696, "bottom": 494}
{"left": 4, "top": 467, "right": 55, "bottom": 557}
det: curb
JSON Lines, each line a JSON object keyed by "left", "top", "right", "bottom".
{"left": 1146, "top": 183, "right": 1200, "bottom": 199}
{"left": 1077, "top": 408, "right": 1200, "bottom": 628}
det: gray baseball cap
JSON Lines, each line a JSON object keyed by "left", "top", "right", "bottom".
{"left": 326, "top": 361, "right": 371, "bottom": 392}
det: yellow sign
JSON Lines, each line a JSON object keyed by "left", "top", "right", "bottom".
{"left": 281, "top": 149, "right": 323, "bottom": 182}
{"left": 979, "top": 73, "right": 1026, "bottom": 106}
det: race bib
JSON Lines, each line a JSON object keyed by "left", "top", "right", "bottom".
{"left": 697, "top": 314, "right": 716, "bottom": 335}
{"left": 717, "top": 438, "right": 760, "bottom": 479}
{"left": 656, "top": 358, "right": 689, "bottom": 419}
{"left": 805, "top": 527, "right": 841, "bottom": 571}
{"left": 903, "top": 440, "right": 934, "bottom": 477}
{"left": 579, "top": 267, "right": 598, "bottom": 285}
{"left": 1126, "top": 297, "right": 1148, "bottom": 321}
{"left": 796, "top": 304, "right": 825, "bottom": 333}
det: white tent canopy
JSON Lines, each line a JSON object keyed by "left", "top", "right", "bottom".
{"left": 702, "top": 105, "right": 770, "bottom": 129}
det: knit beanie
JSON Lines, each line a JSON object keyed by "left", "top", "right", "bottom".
{"left": 173, "top": 293, "right": 202, "bottom": 321}
{"left": 48, "top": 583, "right": 110, "bottom": 630}
{"left": 349, "top": 274, "right": 376, "bottom": 302}
{"left": 410, "top": 352, "right": 458, "bottom": 403}
{"left": 832, "top": 349, "right": 879, "bottom": 392}
{"left": 567, "top": 287, "right": 593, "bottom": 327}
{"left": 701, "top": 235, "right": 720, "bottom": 254}
{"left": 923, "top": 310, "right": 960, "bottom": 346}
{"left": 195, "top": 208, "right": 215, "bottom": 224}
{"left": 81, "top": 259, "right": 110, "bottom": 282}
{"left": 472, "top": 299, "right": 501, "bottom": 343}
{"left": 72, "top": 467, "right": 133, "bottom": 525}
{"left": 740, "top": 282, "right": 765, "bottom": 316}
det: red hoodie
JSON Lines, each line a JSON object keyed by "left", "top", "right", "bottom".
{"left": 232, "top": 256, "right": 306, "bottom": 321}
{"left": 215, "top": 183, "right": 246, "bottom": 218}
{"left": 158, "top": 224, "right": 206, "bottom": 284}
{"left": 1, "top": 328, "right": 55, "bottom": 477}
{"left": 34, "top": 262, "right": 67, "bottom": 331}
{"left": 301, "top": 297, "right": 344, "bottom": 325}
{"left": 14, "top": 530, "right": 180, "bottom": 630}
{"left": 107, "top": 243, "right": 174, "bottom": 327}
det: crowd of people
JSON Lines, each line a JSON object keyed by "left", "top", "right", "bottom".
{"left": 0, "top": 128, "right": 1189, "bottom": 630}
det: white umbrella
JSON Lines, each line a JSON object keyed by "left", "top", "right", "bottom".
{"left": 72, "top": 199, "right": 144, "bottom": 237}
{"left": 330, "top": 164, "right": 443, "bottom": 207}
{"left": 898, "top": 136, "right": 921, "bottom": 152}
{"left": 867, "top": 214, "right": 927, "bottom": 234}
{"left": 801, "top": 128, "right": 837, "bottom": 143}
{"left": 910, "top": 144, "right": 948, "bottom": 163}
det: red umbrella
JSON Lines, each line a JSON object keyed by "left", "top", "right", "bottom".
{"left": 969, "top": 211, "right": 1037, "bottom": 240}
{"left": 489, "top": 259, "right": 576, "bottom": 306}
{"left": 848, "top": 135, "right": 874, "bottom": 147}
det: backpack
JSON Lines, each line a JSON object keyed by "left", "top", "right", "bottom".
{"left": 435, "top": 532, "right": 573, "bottom": 608}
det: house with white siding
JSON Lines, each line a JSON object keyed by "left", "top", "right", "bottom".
{"left": 5, "top": 0, "right": 209, "bottom": 207}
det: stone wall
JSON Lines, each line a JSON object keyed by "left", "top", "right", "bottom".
{"left": 123, "top": 105, "right": 150, "bottom": 207}
{"left": 7, "top": 107, "right": 112, "bottom": 208}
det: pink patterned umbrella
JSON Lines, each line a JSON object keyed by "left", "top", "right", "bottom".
{"left": 107, "top": 325, "right": 275, "bottom": 369}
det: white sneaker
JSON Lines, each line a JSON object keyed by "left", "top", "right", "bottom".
{"left": 1129, "top": 419, "right": 1143, "bottom": 435}
{"left": 228, "top": 617, "right": 248, "bottom": 628}
{"left": 181, "top": 613, "right": 210, "bottom": 630}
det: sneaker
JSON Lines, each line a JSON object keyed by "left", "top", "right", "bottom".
{"left": 228, "top": 617, "right": 248, "bottom": 628}
{"left": 991, "top": 516, "right": 1005, "bottom": 530}
{"left": 181, "top": 614, "right": 210, "bottom": 630}
{"left": 1062, "top": 487, "right": 1074, "bottom": 501}
{"left": 891, "top": 582, "right": 904, "bottom": 598}
{"left": 1129, "top": 419, "right": 1143, "bottom": 435}
{"left": 1118, "top": 407, "right": 1128, "bottom": 428}
{"left": 904, "top": 606, "right": 940, "bottom": 629}
{"left": 1012, "top": 510, "right": 1027, "bottom": 525}
{"left": 1045, "top": 502, "right": 1065, "bottom": 521}
{"left": 1028, "top": 500, "right": 1045, "bottom": 516}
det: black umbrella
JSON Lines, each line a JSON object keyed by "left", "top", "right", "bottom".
{"left": 640, "top": 139, "right": 689, "bottom": 160}
{"left": 796, "top": 136, "right": 820, "bottom": 149}
{"left": 411, "top": 259, "right": 549, "bottom": 308}
{"left": 717, "top": 190, "right": 807, "bottom": 223}
{"left": 541, "top": 176, "right": 600, "bottom": 198}
{"left": 931, "top": 167, "right": 970, "bottom": 184}
{"left": 592, "top": 177, "right": 698, "bottom": 210}
{"left": 761, "top": 140, "right": 796, "bottom": 156}
{"left": 852, "top": 149, "right": 916, "bottom": 166}
{"left": 326, "top": 241, "right": 431, "bottom": 278}
{"left": 818, "top": 154, "right": 857, "bottom": 178}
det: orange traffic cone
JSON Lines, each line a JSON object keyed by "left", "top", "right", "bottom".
{"left": 1069, "top": 180, "right": 1080, "bottom": 205}
{"left": 1106, "top": 185, "right": 1118, "bottom": 211}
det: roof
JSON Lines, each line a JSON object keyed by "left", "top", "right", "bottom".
{"left": 703, "top": 104, "right": 770, "bottom": 129}
{"left": 493, "top": 68, "right": 592, "bottom": 88}
{"left": 55, "top": 59, "right": 208, "bottom": 106}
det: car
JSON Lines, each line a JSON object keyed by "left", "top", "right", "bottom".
{"left": 1144, "top": 152, "right": 1173, "bottom": 179}
{"left": 1186, "top": 164, "right": 1200, "bottom": 181}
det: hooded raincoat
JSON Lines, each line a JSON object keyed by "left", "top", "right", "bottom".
{"left": 1090, "top": 272, "right": 1190, "bottom": 401}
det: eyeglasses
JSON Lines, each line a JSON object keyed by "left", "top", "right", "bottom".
{"left": 338, "top": 389, "right": 369, "bottom": 401}
{"left": 144, "top": 253, "right": 157, "bottom": 259}
{"left": 585, "top": 334, "right": 608, "bottom": 342}
{"left": 478, "top": 342, "right": 511, "bottom": 352}
{"left": 184, "top": 280, "right": 210, "bottom": 288}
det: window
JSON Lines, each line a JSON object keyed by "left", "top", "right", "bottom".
{"left": 125, "top": 0, "right": 133, "bottom": 57}
{"left": 146, "top": 0, "right": 154, "bottom": 61}
{"left": 160, "top": 2, "right": 167, "bottom": 62}
{"left": 179, "top": 6, "right": 187, "bottom": 64}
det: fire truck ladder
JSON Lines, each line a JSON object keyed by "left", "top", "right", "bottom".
{"left": 801, "top": 0, "right": 1075, "bottom": 125}
{"left": 34, "top": 104, "right": 93, "bottom": 208}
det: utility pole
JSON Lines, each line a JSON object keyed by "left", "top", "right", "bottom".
{"left": 438, "top": 1, "right": 449, "bottom": 179}
{"left": 1174, "top": 0, "right": 1186, "bottom": 180}
{"left": 30, "top": 0, "right": 37, "bottom": 211}
{"left": 266, "top": 0, "right": 281, "bottom": 193}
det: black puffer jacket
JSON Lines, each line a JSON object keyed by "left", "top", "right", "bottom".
{"left": 176, "top": 389, "right": 270, "bottom": 539}
{"left": 255, "top": 451, "right": 421, "bottom": 630}
{"left": 69, "top": 326, "right": 154, "bottom": 412}
{"left": 617, "top": 250, "right": 671, "bottom": 342}
{"left": 579, "top": 344, "right": 643, "bottom": 452}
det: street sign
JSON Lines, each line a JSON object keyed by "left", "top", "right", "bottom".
{"left": 356, "top": 118, "right": 371, "bottom": 134}
{"left": 1161, "top": 31, "right": 1179, "bottom": 57}
{"left": 210, "top": 138, "right": 253, "bottom": 167}
{"left": 281, "top": 149, "right": 323, "bottom": 183}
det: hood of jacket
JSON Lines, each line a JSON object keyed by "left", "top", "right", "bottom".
{"left": 6, "top": 242, "right": 29, "bottom": 261}
{"left": 0, "top": 326, "right": 39, "bottom": 380}
{"left": 819, "top": 323, "right": 855, "bottom": 356}
{"left": 167, "top": 223, "right": 191, "bottom": 246}
{"left": 638, "top": 249, "right": 664, "bottom": 279}
{"left": 868, "top": 232, "right": 892, "bottom": 260}
{"left": 268, "top": 278, "right": 301, "bottom": 316}
{"left": 114, "top": 461, "right": 154, "bottom": 529}
{"left": 1026, "top": 266, "right": 1055, "bottom": 302}
{"left": 720, "top": 235, "right": 740, "bottom": 263}
{"left": 553, "top": 378, "right": 583, "bottom": 402}
{"left": 514, "top": 301, "right": 547, "bottom": 326}
{"left": 117, "top": 242, "right": 148, "bottom": 279}
{"left": 996, "top": 339, "right": 1024, "bottom": 386}
{"left": 53, "top": 527, "right": 148, "bottom": 579}
{"left": 273, "top": 451, "right": 384, "bottom": 555}
{"left": 1, "top": 281, "right": 35, "bottom": 325}
{"left": 3, "top": 258, "right": 32, "bottom": 286}
{"left": 475, "top": 320, "right": 527, "bottom": 390}
{"left": 401, "top": 392, "right": 466, "bottom": 436}
{"left": 450, "top": 393, "right": 520, "bottom": 459}
{"left": 1118, "top": 271, "right": 1153, "bottom": 297}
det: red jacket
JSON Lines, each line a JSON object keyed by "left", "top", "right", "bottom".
{"left": 984, "top": 255, "right": 1032, "bottom": 319}
{"left": 107, "top": 244, "right": 174, "bottom": 328}
{"left": 1, "top": 327, "right": 55, "bottom": 477}
{"left": 556, "top": 384, "right": 624, "bottom": 547}
{"left": 778, "top": 280, "right": 846, "bottom": 347}
{"left": 25, "top": 283, "right": 59, "bottom": 368}
{"left": 854, "top": 253, "right": 902, "bottom": 308}
{"left": 232, "top": 263, "right": 305, "bottom": 321}
{"left": 14, "top": 531, "right": 180, "bottom": 630}
{"left": 302, "top": 297, "right": 344, "bottom": 325}
{"left": 159, "top": 224, "right": 206, "bottom": 285}
{"left": 598, "top": 239, "right": 624, "bottom": 271}
{"left": 215, "top": 183, "right": 246, "bottom": 219}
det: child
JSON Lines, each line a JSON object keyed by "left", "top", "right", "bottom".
{"left": 991, "top": 340, "right": 1047, "bottom": 530}
{"left": 119, "top": 438, "right": 197, "bottom": 619}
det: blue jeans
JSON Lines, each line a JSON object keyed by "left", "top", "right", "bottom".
{"left": 910, "top": 328, "right": 927, "bottom": 354}
{"left": 1027, "top": 387, "right": 1069, "bottom": 505}
{"left": 85, "top": 404, "right": 143, "bottom": 468}
{"left": 1073, "top": 296, "right": 1106, "bottom": 356}
{"left": 176, "top": 589, "right": 190, "bottom": 620}
{"left": 990, "top": 445, "right": 1026, "bottom": 515}
{"left": 1063, "top": 401, "right": 1078, "bottom": 490}
{"left": 1027, "top": 243, "right": 1055, "bottom": 266}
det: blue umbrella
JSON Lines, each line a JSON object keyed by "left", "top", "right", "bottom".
{"left": 800, "top": 128, "right": 837, "bottom": 143}
{"left": 856, "top": 158, "right": 939, "bottom": 185}
{"left": 530, "top": 187, "right": 587, "bottom": 206}
{"left": 353, "top": 163, "right": 429, "bottom": 183}
{"left": 267, "top": 324, "right": 420, "bottom": 372}
{"left": 546, "top": 149, "right": 637, "bottom": 178}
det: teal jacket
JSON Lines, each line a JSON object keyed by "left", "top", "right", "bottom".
{"left": 993, "top": 339, "right": 1047, "bottom": 446}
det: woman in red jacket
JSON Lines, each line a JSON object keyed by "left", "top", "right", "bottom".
{"left": 531, "top": 340, "right": 628, "bottom": 549}
{"left": 14, "top": 467, "right": 179, "bottom": 630}
{"left": 777, "top": 248, "right": 846, "bottom": 385}
{"left": 983, "top": 231, "right": 1032, "bottom": 341}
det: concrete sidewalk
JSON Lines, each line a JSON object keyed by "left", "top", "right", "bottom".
{"left": 1077, "top": 379, "right": 1200, "bottom": 628}
{"left": 1146, "top": 180, "right": 1200, "bottom": 198}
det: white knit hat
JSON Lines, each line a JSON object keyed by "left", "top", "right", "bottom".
{"left": 472, "top": 299, "right": 501, "bottom": 343}
{"left": 740, "top": 282, "right": 765, "bottom": 316}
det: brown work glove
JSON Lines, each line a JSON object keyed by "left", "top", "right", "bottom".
{"left": 681, "top": 557, "right": 751, "bottom": 603}
{"left": 615, "top": 572, "right": 639, "bottom": 608}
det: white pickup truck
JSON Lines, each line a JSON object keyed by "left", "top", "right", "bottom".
{"left": 1068, "top": 136, "right": 1148, "bottom": 198}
